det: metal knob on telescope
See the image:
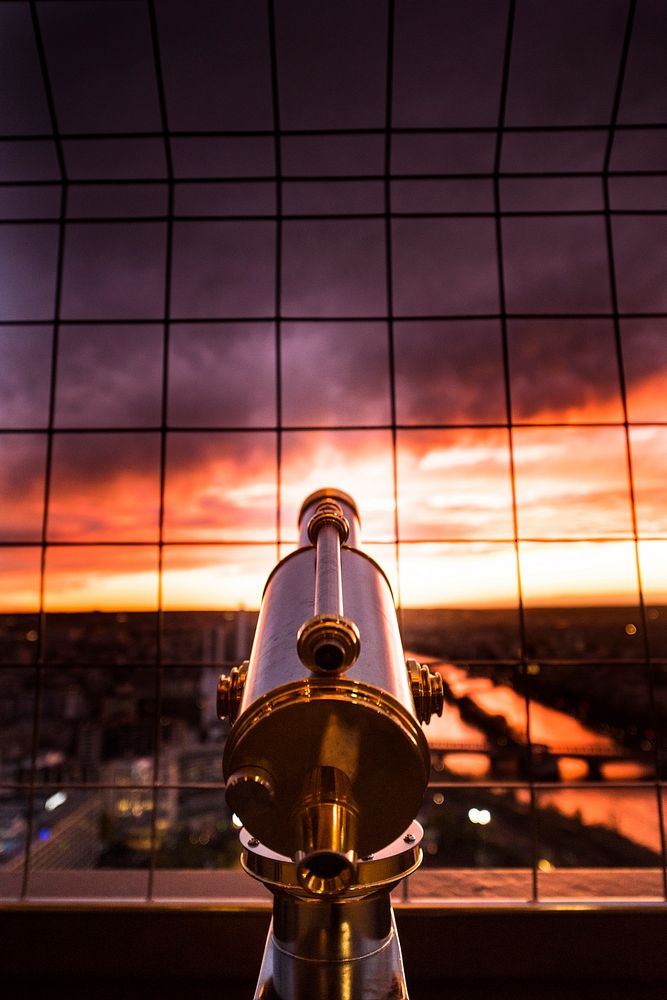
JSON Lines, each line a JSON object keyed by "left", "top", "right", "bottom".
{"left": 216, "top": 659, "right": 248, "bottom": 724}
{"left": 406, "top": 658, "right": 445, "bottom": 724}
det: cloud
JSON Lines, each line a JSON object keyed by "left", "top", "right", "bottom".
{"left": 168, "top": 324, "right": 276, "bottom": 427}
{"left": 55, "top": 326, "right": 163, "bottom": 427}
{"left": 630, "top": 426, "right": 667, "bottom": 535}
{"left": 395, "top": 320, "right": 506, "bottom": 425}
{"left": 61, "top": 223, "right": 166, "bottom": 320}
{"left": 0, "top": 328, "right": 52, "bottom": 427}
{"left": 398, "top": 428, "right": 515, "bottom": 539}
{"left": 0, "top": 434, "right": 46, "bottom": 540}
{"left": 420, "top": 444, "right": 511, "bottom": 471}
{"left": 281, "top": 322, "right": 391, "bottom": 427}
{"left": 163, "top": 431, "right": 277, "bottom": 540}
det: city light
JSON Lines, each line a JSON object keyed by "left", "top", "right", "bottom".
{"left": 468, "top": 808, "right": 491, "bottom": 825}
{"left": 44, "top": 791, "right": 67, "bottom": 812}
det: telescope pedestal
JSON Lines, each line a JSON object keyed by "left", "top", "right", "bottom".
{"left": 241, "top": 822, "right": 422, "bottom": 1000}
{"left": 253, "top": 908, "right": 407, "bottom": 999}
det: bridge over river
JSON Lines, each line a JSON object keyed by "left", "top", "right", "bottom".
{"left": 412, "top": 657, "right": 662, "bottom": 856}
{"left": 418, "top": 660, "right": 651, "bottom": 783}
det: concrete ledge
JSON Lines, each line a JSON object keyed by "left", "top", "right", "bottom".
{"left": 1, "top": 901, "right": 666, "bottom": 986}
{"left": 3, "top": 865, "right": 665, "bottom": 902}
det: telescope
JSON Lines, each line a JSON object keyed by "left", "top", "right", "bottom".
{"left": 217, "top": 488, "right": 443, "bottom": 998}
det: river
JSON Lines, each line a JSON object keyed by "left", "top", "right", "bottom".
{"left": 416, "top": 658, "right": 662, "bottom": 856}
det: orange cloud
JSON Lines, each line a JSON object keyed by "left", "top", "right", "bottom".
{"left": 1, "top": 393, "right": 667, "bottom": 611}
{"left": 43, "top": 546, "right": 159, "bottom": 612}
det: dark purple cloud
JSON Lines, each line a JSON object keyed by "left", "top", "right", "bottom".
{"left": 275, "top": 0, "right": 387, "bottom": 130}
{"left": 505, "top": 0, "right": 628, "bottom": 126}
{"left": 168, "top": 324, "right": 276, "bottom": 427}
{"left": 281, "top": 322, "right": 390, "bottom": 426}
{"left": 62, "top": 139, "right": 166, "bottom": 182}
{"left": 61, "top": 223, "right": 166, "bottom": 321}
{"left": 156, "top": 0, "right": 273, "bottom": 131}
{"left": 170, "top": 221, "right": 274, "bottom": 318}
{"left": 170, "top": 138, "right": 273, "bottom": 180}
{"left": 508, "top": 320, "right": 624, "bottom": 422}
{"left": 612, "top": 217, "right": 667, "bottom": 313}
{"left": 281, "top": 134, "right": 383, "bottom": 176}
{"left": 0, "top": 434, "right": 46, "bottom": 540}
{"left": 0, "top": 3, "right": 50, "bottom": 133}
{"left": 502, "top": 216, "right": 611, "bottom": 314}
{"left": 394, "top": 321, "right": 506, "bottom": 425}
{"left": 392, "top": 218, "right": 499, "bottom": 315}
{"left": 54, "top": 326, "right": 163, "bottom": 427}
{"left": 281, "top": 219, "right": 386, "bottom": 317}
{"left": 38, "top": 0, "right": 161, "bottom": 132}
{"left": 0, "top": 327, "right": 52, "bottom": 427}
{"left": 391, "top": 132, "right": 495, "bottom": 174}
{"left": 618, "top": 0, "right": 667, "bottom": 123}
{"left": 393, "top": 0, "right": 507, "bottom": 127}
{"left": 0, "top": 225, "right": 59, "bottom": 320}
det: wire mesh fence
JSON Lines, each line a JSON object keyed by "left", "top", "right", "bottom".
{"left": 0, "top": 0, "right": 666, "bottom": 902}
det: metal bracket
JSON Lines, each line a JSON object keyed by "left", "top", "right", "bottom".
{"left": 216, "top": 659, "right": 249, "bottom": 723}
{"left": 406, "top": 658, "right": 444, "bottom": 724}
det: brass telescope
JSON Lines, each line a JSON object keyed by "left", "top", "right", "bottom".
{"left": 217, "top": 488, "right": 443, "bottom": 998}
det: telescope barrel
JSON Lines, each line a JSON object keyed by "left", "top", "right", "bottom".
{"left": 218, "top": 487, "right": 443, "bottom": 879}
{"left": 313, "top": 522, "right": 343, "bottom": 620}
{"left": 296, "top": 495, "right": 360, "bottom": 673}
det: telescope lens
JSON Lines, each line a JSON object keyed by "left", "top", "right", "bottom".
{"left": 297, "top": 615, "right": 361, "bottom": 673}
{"left": 296, "top": 850, "right": 355, "bottom": 896}
{"left": 314, "top": 642, "right": 345, "bottom": 671}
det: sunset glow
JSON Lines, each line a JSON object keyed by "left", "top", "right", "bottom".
{"left": 1, "top": 351, "right": 667, "bottom": 611}
{"left": 1, "top": 401, "right": 666, "bottom": 611}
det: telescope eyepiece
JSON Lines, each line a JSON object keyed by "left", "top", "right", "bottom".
{"left": 314, "top": 643, "right": 344, "bottom": 672}
{"left": 296, "top": 849, "right": 356, "bottom": 896}
{"left": 296, "top": 614, "right": 361, "bottom": 674}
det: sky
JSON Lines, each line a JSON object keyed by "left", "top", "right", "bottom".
{"left": 0, "top": 0, "right": 666, "bottom": 612}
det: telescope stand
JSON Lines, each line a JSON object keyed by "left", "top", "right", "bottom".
{"left": 241, "top": 822, "right": 422, "bottom": 1000}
